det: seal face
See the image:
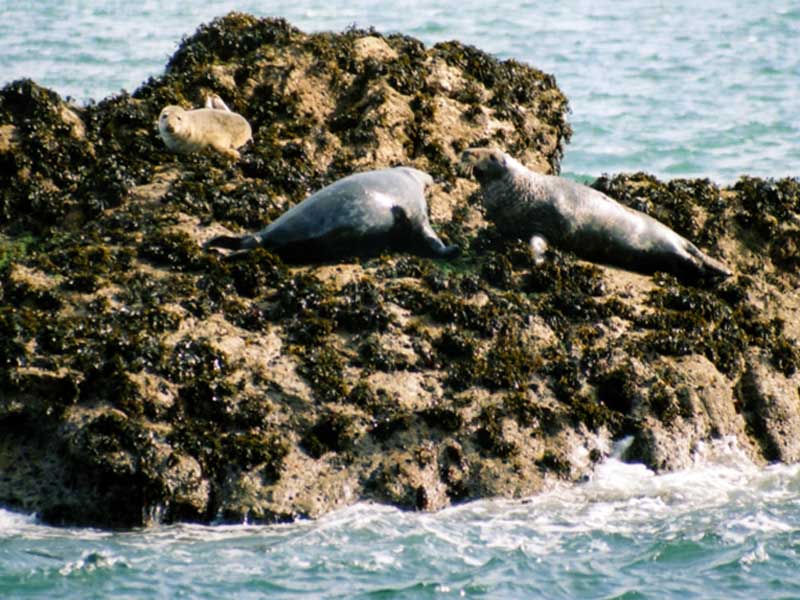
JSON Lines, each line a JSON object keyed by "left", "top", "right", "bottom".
{"left": 158, "top": 96, "right": 252, "bottom": 160}
{"left": 461, "top": 147, "right": 731, "bottom": 280}
{"left": 204, "top": 167, "right": 459, "bottom": 262}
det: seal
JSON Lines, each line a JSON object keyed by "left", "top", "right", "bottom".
{"left": 460, "top": 148, "right": 731, "bottom": 280}
{"left": 204, "top": 166, "right": 459, "bottom": 262}
{"left": 158, "top": 95, "right": 252, "bottom": 160}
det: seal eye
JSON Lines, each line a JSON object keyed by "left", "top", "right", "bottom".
{"left": 489, "top": 155, "right": 498, "bottom": 162}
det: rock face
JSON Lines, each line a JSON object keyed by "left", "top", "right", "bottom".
{"left": 0, "top": 13, "right": 799, "bottom": 527}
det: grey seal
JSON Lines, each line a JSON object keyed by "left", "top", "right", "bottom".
{"left": 460, "top": 148, "right": 731, "bottom": 280}
{"left": 204, "top": 166, "right": 459, "bottom": 262}
{"left": 158, "top": 95, "right": 252, "bottom": 160}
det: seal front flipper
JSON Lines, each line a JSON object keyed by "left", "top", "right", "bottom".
{"left": 407, "top": 211, "right": 459, "bottom": 258}
{"left": 426, "top": 238, "right": 460, "bottom": 258}
{"left": 419, "top": 224, "right": 459, "bottom": 258}
{"left": 530, "top": 235, "right": 548, "bottom": 265}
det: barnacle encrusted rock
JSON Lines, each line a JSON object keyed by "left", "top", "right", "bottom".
{"left": 0, "top": 13, "right": 799, "bottom": 527}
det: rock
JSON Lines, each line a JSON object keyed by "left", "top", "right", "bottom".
{"left": 0, "top": 13, "right": 799, "bottom": 527}
{"left": 626, "top": 354, "right": 761, "bottom": 471}
{"left": 738, "top": 351, "right": 800, "bottom": 462}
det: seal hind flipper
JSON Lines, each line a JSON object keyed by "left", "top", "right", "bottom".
{"left": 204, "top": 234, "right": 244, "bottom": 250}
{"left": 685, "top": 242, "right": 732, "bottom": 280}
{"left": 204, "top": 94, "right": 231, "bottom": 111}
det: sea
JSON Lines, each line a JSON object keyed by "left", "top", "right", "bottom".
{"left": 2, "top": 2, "right": 800, "bottom": 598}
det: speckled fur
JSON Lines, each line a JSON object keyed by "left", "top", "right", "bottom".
{"left": 462, "top": 148, "right": 731, "bottom": 280}
{"left": 158, "top": 102, "right": 252, "bottom": 160}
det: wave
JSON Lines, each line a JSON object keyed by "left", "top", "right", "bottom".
{"left": 3, "top": 437, "right": 799, "bottom": 599}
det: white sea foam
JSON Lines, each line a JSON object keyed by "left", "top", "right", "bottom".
{"left": 3, "top": 436, "right": 795, "bottom": 551}
{"left": 401, "top": 436, "right": 800, "bottom": 559}
{"left": 0, "top": 507, "right": 37, "bottom": 531}
{"left": 2, "top": 439, "right": 799, "bottom": 598}
{"left": 58, "top": 550, "right": 129, "bottom": 576}
{"left": 739, "top": 542, "right": 769, "bottom": 569}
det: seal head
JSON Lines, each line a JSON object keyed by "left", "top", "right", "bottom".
{"left": 460, "top": 147, "right": 511, "bottom": 185}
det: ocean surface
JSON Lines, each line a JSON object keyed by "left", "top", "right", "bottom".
{"left": 4, "top": 439, "right": 800, "bottom": 599}
{"left": 2, "top": 1, "right": 799, "bottom": 183}
{"left": 2, "top": 2, "right": 800, "bottom": 598}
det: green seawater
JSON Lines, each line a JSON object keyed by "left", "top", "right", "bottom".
{"left": 2, "top": 2, "right": 800, "bottom": 598}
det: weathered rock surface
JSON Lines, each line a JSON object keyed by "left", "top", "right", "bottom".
{"left": 1, "top": 14, "right": 799, "bottom": 527}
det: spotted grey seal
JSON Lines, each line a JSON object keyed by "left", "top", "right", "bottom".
{"left": 158, "top": 95, "right": 252, "bottom": 160}
{"left": 461, "top": 148, "right": 731, "bottom": 280}
{"left": 204, "top": 167, "right": 459, "bottom": 262}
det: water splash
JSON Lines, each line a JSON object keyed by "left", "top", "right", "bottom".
{"left": 2, "top": 437, "right": 800, "bottom": 598}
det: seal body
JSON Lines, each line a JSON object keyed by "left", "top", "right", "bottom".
{"left": 205, "top": 167, "right": 458, "bottom": 262}
{"left": 158, "top": 98, "right": 252, "bottom": 160}
{"left": 461, "top": 148, "right": 731, "bottom": 280}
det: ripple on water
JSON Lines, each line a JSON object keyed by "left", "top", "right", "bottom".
{"left": 1, "top": 0, "right": 798, "bottom": 182}
{"left": 2, "top": 2, "right": 800, "bottom": 598}
{"left": 3, "top": 438, "right": 800, "bottom": 598}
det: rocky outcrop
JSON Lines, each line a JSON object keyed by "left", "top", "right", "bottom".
{"left": 0, "top": 13, "right": 798, "bottom": 527}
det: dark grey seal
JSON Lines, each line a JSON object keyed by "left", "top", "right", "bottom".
{"left": 460, "top": 148, "right": 731, "bottom": 280}
{"left": 205, "top": 167, "right": 458, "bottom": 262}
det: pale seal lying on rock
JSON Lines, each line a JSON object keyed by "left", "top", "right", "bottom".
{"left": 204, "top": 167, "right": 459, "bottom": 262}
{"left": 461, "top": 147, "right": 731, "bottom": 280}
{"left": 158, "top": 95, "right": 252, "bottom": 160}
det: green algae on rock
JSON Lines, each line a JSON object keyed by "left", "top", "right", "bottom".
{"left": 0, "top": 12, "right": 799, "bottom": 527}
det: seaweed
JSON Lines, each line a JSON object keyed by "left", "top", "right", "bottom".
{"left": 482, "top": 326, "right": 538, "bottom": 391}
{"left": 356, "top": 335, "right": 409, "bottom": 373}
{"left": 334, "top": 279, "right": 392, "bottom": 332}
{"left": 297, "top": 344, "right": 349, "bottom": 404}
{"left": 167, "top": 14, "right": 299, "bottom": 73}
{"left": 475, "top": 405, "right": 517, "bottom": 457}
{"left": 301, "top": 408, "right": 364, "bottom": 458}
